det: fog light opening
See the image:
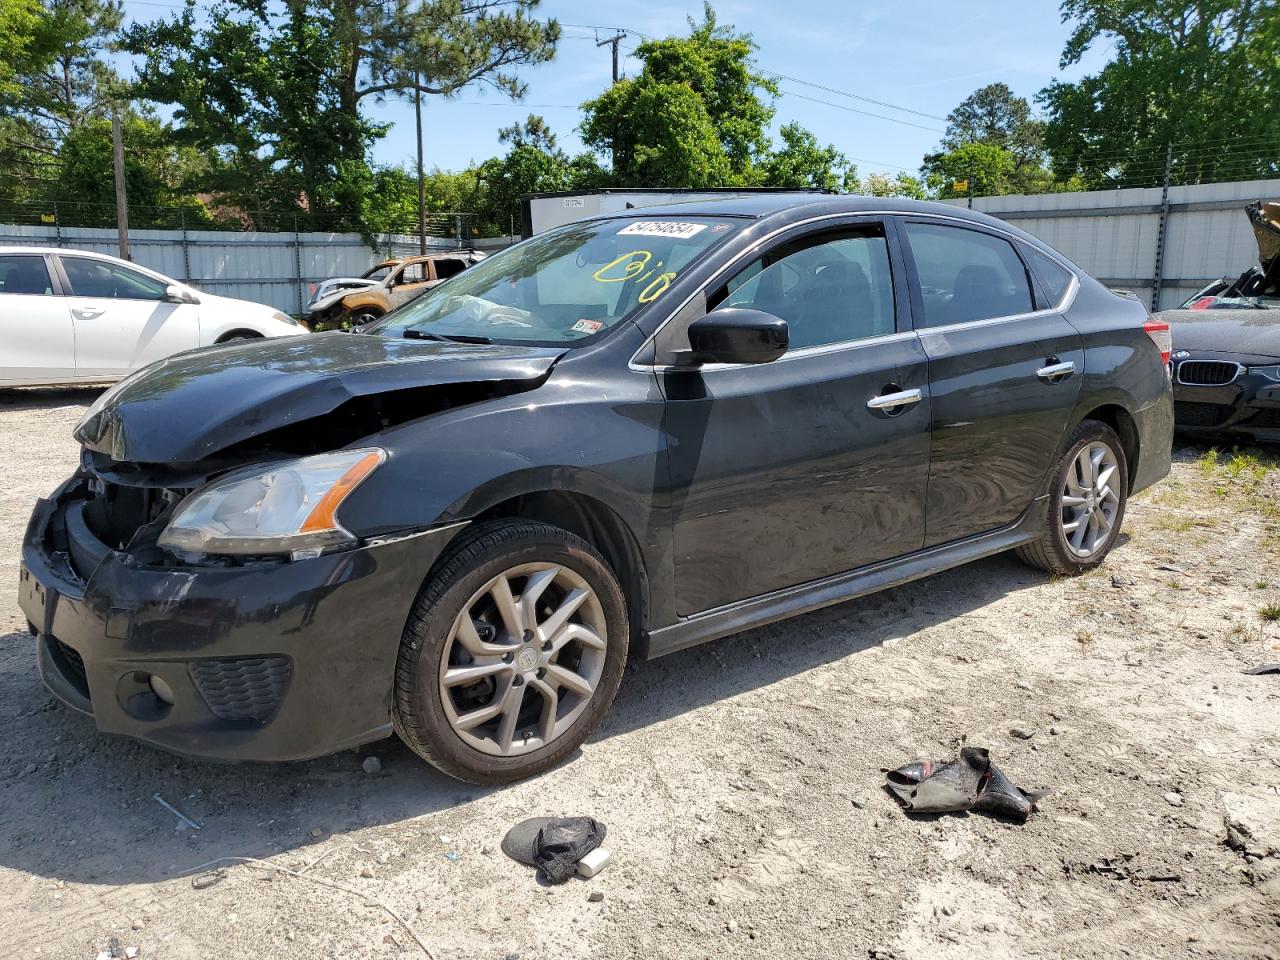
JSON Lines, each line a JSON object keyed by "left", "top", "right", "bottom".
{"left": 148, "top": 674, "right": 175, "bottom": 705}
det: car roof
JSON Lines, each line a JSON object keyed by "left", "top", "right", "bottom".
{"left": 603, "top": 193, "right": 1020, "bottom": 231}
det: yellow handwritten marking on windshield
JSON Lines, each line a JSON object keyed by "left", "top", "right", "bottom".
{"left": 638, "top": 272, "right": 678, "bottom": 303}
{"left": 593, "top": 250, "right": 652, "bottom": 283}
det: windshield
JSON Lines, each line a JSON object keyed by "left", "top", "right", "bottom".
{"left": 367, "top": 216, "right": 742, "bottom": 344}
{"left": 363, "top": 264, "right": 394, "bottom": 281}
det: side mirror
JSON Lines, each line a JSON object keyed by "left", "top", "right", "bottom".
{"left": 165, "top": 284, "right": 198, "bottom": 304}
{"left": 687, "top": 307, "right": 789, "bottom": 365}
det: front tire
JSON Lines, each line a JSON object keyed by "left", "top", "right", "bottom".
{"left": 1016, "top": 420, "right": 1129, "bottom": 576}
{"left": 392, "top": 521, "right": 629, "bottom": 784}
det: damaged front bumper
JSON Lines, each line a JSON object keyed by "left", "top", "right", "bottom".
{"left": 1172, "top": 366, "right": 1280, "bottom": 443}
{"left": 19, "top": 473, "right": 460, "bottom": 762}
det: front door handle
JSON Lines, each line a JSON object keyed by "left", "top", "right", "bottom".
{"left": 73, "top": 306, "right": 104, "bottom": 319}
{"left": 867, "top": 388, "right": 923, "bottom": 411}
{"left": 1036, "top": 360, "right": 1075, "bottom": 382}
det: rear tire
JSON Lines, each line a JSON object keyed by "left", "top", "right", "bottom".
{"left": 1015, "top": 419, "right": 1129, "bottom": 576}
{"left": 392, "top": 520, "right": 629, "bottom": 784}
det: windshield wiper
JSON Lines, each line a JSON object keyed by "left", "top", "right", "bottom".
{"left": 401, "top": 329, "right": 494, "bottom": 345}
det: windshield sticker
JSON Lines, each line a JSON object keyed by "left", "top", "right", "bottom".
{"left": 618, "top": 221, "right": 708, "bottom": 239}
{"left": 571, "top": 318, "right": 604, "bottom": 334}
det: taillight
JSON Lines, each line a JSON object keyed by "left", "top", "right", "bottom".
{"left": 1144, "top": 318, "right": 1172, "bottom": 365}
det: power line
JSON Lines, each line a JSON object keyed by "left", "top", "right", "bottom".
{"left": 777, "top": 88, "right": 946, "bottom": 134}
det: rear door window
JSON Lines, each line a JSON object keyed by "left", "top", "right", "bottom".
{"left": 395, "top": 263, "right": 427, "bottom": 285}
{"left": 433, "top": 258, "right": 468, "bottom": 280}
{"left": 903, "top": 222, "right": 1034, "bottom": 327}
{"left": 0, "top": 255, "right": 54, "bottom": 296}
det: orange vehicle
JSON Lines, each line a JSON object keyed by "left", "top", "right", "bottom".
{"left": 304, "top": 251, "right": 485, "bottom": 329}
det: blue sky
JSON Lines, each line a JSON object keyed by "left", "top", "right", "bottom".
{"left": 119, "top": 0, "right": 1114, "bottom": 179}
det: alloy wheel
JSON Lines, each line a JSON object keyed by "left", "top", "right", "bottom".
{"left": 1060, "top": 441, "right": 1121, "bottom": 558}
{"left": 438, "top": 562, "right": 607, "bottom": 757}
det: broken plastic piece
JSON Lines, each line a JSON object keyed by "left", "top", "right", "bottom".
{"left": 885, "top": 747, "right": 1049, "bottom": 820}
{"left": 577, "top": 847, "right": 612, "bottom": 878}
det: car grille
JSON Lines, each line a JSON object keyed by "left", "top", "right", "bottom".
{"left": 1177, "top": 360, "right": 1240, "bottom": 386}
{"left": 1174, "top": 401, "right": 1232, "bottom": 428}
{"left": 49, "top": 637, "right": 90, "bottom": 698}
{"left": 189, "top": 657, "right": 292, "bottom": 722}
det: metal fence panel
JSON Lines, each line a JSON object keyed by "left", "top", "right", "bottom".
{"left": 954, "top": 178, "right": 1280, "bottom": 310}
{"left": 0, "top": 223, "right": 501, "bottom": 314}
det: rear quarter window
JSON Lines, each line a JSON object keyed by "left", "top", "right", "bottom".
{"left": 1022, "top": 245, "right": 1076, "bottom": 308}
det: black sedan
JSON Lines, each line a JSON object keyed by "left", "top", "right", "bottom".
{"left": 20, "top": 196, "right": 1174, "bottom": 783}
{"left": 1162, "top": 310, "right": 1280, "bottom": 443}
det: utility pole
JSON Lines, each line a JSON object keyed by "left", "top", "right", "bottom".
{"left": 415, "top": 71, "right": 426, "bottom": 255}
{"left": 1151, "top": 143, "right": 1174, "bottom": 311}
{"left": 596, "top": 30, "right": 625, "bottom": 83}
{"left": 111, "top": 113, "right": 130, "bottom": 260}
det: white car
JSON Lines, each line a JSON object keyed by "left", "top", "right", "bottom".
{"left": 0, "top": 247, "right": 304, "bottom": 387}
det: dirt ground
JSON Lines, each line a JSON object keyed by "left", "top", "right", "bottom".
{"left": 1, "top": 387, "right": 1278, "bottom": 960}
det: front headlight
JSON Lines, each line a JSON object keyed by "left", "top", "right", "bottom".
{"left": 271, "top": 310, "right": 300, "bottom": 326}
{"left": 158, "top": 448, "right": 385, "bottom": 557}
{"left": 1249, "top": 364, "right": 1280, "bottom": 382}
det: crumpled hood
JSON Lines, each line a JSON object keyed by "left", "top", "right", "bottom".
{"left": 1160, "top": 309, "right": 1280, "bottom": 362}
{"left": 75, "top": 332, "right": 566, "bottom": 463}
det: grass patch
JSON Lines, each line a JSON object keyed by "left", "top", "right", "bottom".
{"left": 1198, "top": 448, "right": 1221, "bottom": 477}
{"left": 1255, "top": 581, "right": 1271, "bottom": 590}
{"left": 1260, "top": 604, "right": 1280, "bottom": 623}
{"left": 1075, "top": 628, "right": 1095, "bottom": 648}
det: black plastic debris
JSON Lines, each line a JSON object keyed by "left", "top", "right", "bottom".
{"left": 885, "top": 747, "right": 1049, "bottom": 820}
{"left": 1063, "top": 853, "right": 1181, "bottom": 883}
{"left": 501, "top": 816, "right": 606, "bottom": 884}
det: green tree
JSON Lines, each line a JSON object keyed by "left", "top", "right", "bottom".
{"left": 497, "top": 113, "right": 558, "bottom": 152}
{"left": 1040, "top": 0, "right": 1280, "bottom": 187}
{"left": 1, "top": 0, "right": 129, "bottom": 204}
{"left": 924, "top": 142, "right": 1016, "bottom": 198}
{"left": 50, "top": 114, "right": 215, "bottom": 225}
{"left": 857, "top": 170, "right": 927, "bottom": 199}
{"left": 0, "top": 0, "right": 42, "bottom": 100}
{"left": 923, "top": 83, "right": 1054, "bottom": 195}
{"left": 580, "top": 3, "right": 778, "bottom": 186}
{"left": 757, "top": 122, "right": 855, "bottom": 191}
{"left": 124, "top": 0, "right": 559, "bottom": 224}
{"left": 476, "top": 140, "right": 602, "bottom": 235}
{"left": 11, "top": 0, "right": 123, "bottom": 135}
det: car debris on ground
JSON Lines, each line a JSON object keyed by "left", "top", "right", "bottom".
{"left": 501, "top": 817, "right": 608, "bottom": 884}
{"left": 885, "top": 747, "right": 1049, "bottom": 820}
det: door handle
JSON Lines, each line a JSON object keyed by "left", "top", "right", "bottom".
{"left": 867, "top": 388, "right": 923, "bottom": 411}
{"left": 1036, "top": 360, "right": 1075, "bottom": 381}
{"left": 73, "top": 306, "right": 104, "bottom": 319}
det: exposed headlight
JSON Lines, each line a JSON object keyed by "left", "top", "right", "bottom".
{"left": 1249, "top": 364, "right": 1280, "bottom": 382}
{"left": 158, "top": 448, "right": 385, "bottom": 557}
{"left": 271, "top": 310, "right": 300, "bottom": 326}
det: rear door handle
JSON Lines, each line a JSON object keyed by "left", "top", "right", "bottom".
{"left": 1036, "top": 360, "right": 1075, "bottom": 381}
{"left": 73, "top": 306, "right": 104, "bottom": 319}
{"left": 867, "top": 388, "right": 923, "bottom": 411}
